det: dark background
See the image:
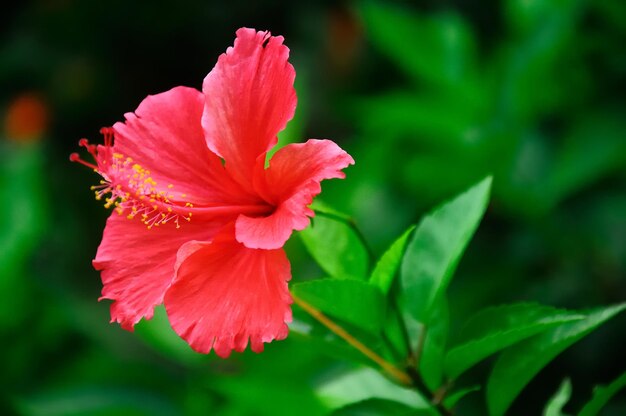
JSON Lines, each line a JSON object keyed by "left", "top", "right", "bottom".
{"left": 1, "top": 0, "right": 625, "bottom": 414}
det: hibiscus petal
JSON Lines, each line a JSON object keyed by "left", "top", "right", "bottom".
{"left": 164, "top": 228, "right": 292, "bottom": 357}
{"left": 94, "top": 213, "right": 221, "bottom": 330}
{"left": 235, "top": 139, "right": 354, "bottom": 250}
{"left": 202, "top": 28, "right": 297, "bottom": 190}
{"left": 112, "top": 86, "right": 248, "bottom": 205}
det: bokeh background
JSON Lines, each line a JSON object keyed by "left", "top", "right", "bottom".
{"left": 1, "top": 0, "right": 625, "bottom": 414}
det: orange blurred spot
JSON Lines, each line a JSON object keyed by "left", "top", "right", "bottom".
{"left": 327, "top": 6, "right": 364, "bottom": 75}
{"left": 4, "top": 93, "right": 50, "bottom": 142}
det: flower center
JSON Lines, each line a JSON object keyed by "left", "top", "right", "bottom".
{"left": 71, "top": 127, "right": 193, "bottom": 229}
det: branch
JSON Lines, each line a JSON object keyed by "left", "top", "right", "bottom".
{"left": 292, "top": 294, "right": 411, "bottom": 386}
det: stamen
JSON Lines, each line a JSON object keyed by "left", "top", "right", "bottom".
{"left": 72, "top": 127, "right": 192, "bottom": 230}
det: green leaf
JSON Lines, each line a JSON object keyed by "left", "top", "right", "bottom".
{"left": 505, "top": 0, "right": 583, "bottom": 36}
{"left": 289, "top": 324, "right": 373, "bottom": 368}
{"left": 420, "top": 299, "right": 449, "bottom": 390}
{"left": 310, "top": 200, "right": 353, "bottom": 222}
{"left": 380, "top": 304, "right": 410, "bottom": 363}
{"left": 499, "top": 0, "right": 584, "bottom": 120}
{"left": 208, "top": 372, "right": 327, "bottom": 416}
{"left": 487, "top": 303, "right": 626, "bottom": 416}
{"left": 353, "top": 92, "right": 484, "bottom": 149}
{"left": 300, "top": 214, "right": 369, "bottom": 280}
{"left": 315, "top": 367, "right": 429, "bottom": 411}
{"left": 402, "top": 310, "right": 424, "bottom": 360}
{"left": 15, "top": 386, "right": 179, "bottom": 416}
{"left": 544, "top": 115, "right": 626, "bottom": 211}
{"left": 443, "top": 385, "right": 480, "bottom": 408}
{"left": 370, "top": 226, "right": 415, "bottom": 294}
{"left": 291, "top": 279, "right": 385, "bottom": 334}
{"left": 332, "top": 399, "right": 434, "bottom": 416}
{"left": 359, "top": 1, "right": 477, "bottom": 88}
{"left": 543, "top": 379, "right": 572, "bottom": 416}
{"left": 579, "top": 371, "right": 626, "bottom": 416}
{"left": 401, "top": 177, "right": 492, "bottom": 323}
{"left": 444, "top": 303, "right": 584, "bottom": 379}
{"left": 402, "top": 153, "right": 489, "bottom": 209}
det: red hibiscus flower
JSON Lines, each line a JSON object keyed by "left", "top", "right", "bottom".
{"left": 71, "top": 28, "right": 354, "bottom": 357}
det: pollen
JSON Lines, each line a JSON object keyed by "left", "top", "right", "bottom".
{"left": 71, "top": 128, "right": 192, "bottom": 230}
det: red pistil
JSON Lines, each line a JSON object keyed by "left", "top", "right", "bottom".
{"left": 69, "top": 148, "right": 98, "bottom": 170}
{"left": 100, "top": 127, "right": 114, "bottom": 147}
{"left": 70, "top": 128, "right": 115, "bottom": 170}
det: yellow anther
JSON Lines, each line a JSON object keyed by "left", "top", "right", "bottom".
{"left": 90, "top": 151, "right": 189, "bottom": 231}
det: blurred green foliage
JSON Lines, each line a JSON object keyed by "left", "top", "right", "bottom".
{"left": 1, "top": 0, "right": 625, "bottom": 415}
